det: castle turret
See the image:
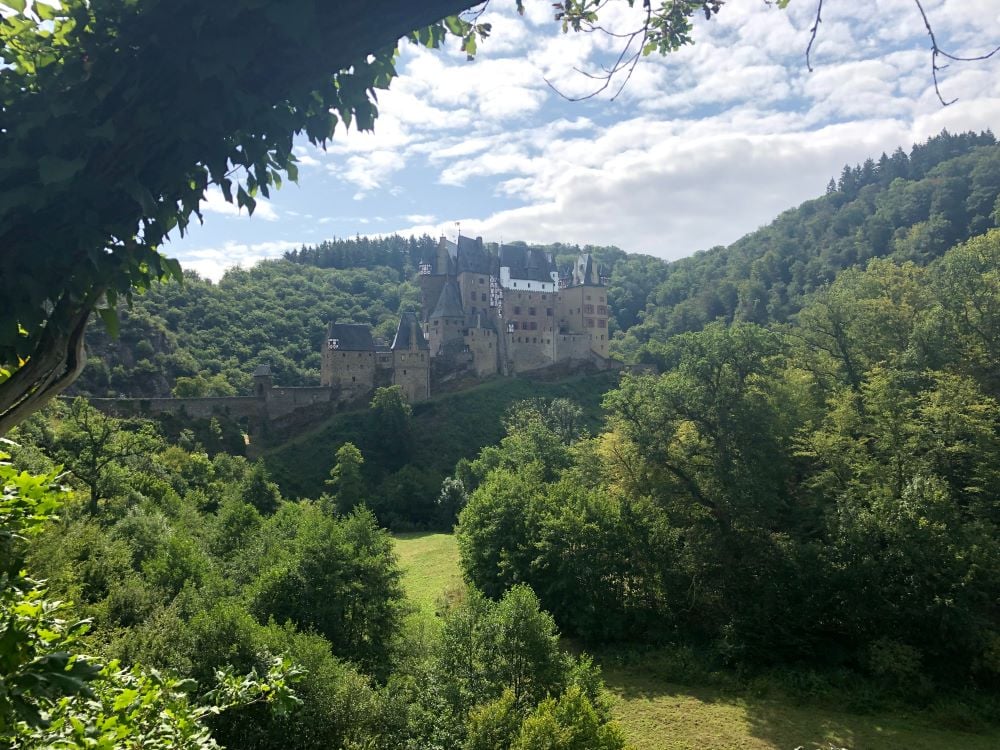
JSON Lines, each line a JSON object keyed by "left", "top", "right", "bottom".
{"left": 391, "top": 312, "right": 430, "bottom": 402}
{"left": 253, "top": 363, "right": 273, "bottom": 398}
{"left": 427, "top": 279, "right": 465, "bottom": 356}
{"left": 320, "top": 322, "right": 376, "bottom": 401}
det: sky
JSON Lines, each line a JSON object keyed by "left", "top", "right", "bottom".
{"left": 170, "top": 0, "right": 1000, "bottom": 281}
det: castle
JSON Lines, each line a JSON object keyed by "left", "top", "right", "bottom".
{"left": 320, "top": 235, "right": 615, "bottom": 404}
{"left": 88, "top": 236, "right": 616, "bottom": 449}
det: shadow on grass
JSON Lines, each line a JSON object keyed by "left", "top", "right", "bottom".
{"left": 392, "top": 530, "right": 447, "bottom": 541}
{"left": 599, "top": 662, "right": 1000, "bottom": 750}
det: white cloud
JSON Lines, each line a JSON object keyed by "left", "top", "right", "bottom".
{"left": 181, "top": 240, "right": 302, "bottom": 281}
{"left": 171, "top": 0, "right": 998, "bottom": 278}
{"left": 200, "top": 186, "right": 279, "bottom": 222}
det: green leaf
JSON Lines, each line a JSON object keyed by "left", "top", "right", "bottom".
{"left": 38, "top": 156, "right": 86, "bottom": 186}
{"left": 112, "top": 688, "right": 139, "bottom": 712}
{"left": 97, "top": 307, "right": 119, "bottom": 338}
{"left": 161, "top": 256, "right": 183, "bottom": 283}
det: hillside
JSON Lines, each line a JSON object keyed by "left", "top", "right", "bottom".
{"left": 613, "top": 130, "right": 1000, "bottom": 360}
{"left": 263, "top": 369, "right": 620, "bottom": 524}
{"left": 72, "top": 261, "right": 421, "bottom": 398}
{"left": 71, "top": 130, "right": 999, "bottom": 401}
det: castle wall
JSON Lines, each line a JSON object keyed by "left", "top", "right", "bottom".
{"left": 90, "top": 396, "right": 262, "bottom": 421}
{"left": 374, "top": 352, "right": 394, "bottom": 388}
{"left": 501, "top": 289, "right": 557, "bottom": 341}
{"left": 554, "top": 332, "right": 593, "bottom": 362}
{"left": 322, "top": 349, "right": 377, "bottom": 400}
{"left": 458, "top": 271, "right": 492, "bottom": 318}
{"left": 427, "top": 315, "right": 464, "bottom": 356}
{"left": 392, "top": 349, "right": 430, "bottom": 402}
{"left": 499, "top": 267, "right": 557, "bottom": 292}
{"left": 556, "top": 285, "right": 610, "bottom": 358}
{"left": 265, "top": 386, "right": 336, "bottom": 420}
{"left": 505, "top": 333, "right": 554, "bottom": 373}
{"left": 465, "top": 326, "right": 498, "bottom": 377}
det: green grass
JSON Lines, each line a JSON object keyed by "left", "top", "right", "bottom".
{"left": 393, "top": 531, "right": 463, "bottom": 624}
{"left": 602, "top": 667, "right": 999, "bottom": 749}
{"left": 392, "top": 534, "right": 1000, "bottom": 750}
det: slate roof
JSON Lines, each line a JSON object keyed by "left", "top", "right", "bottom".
{"left": 253, "top": 363, "right": 272, "bottom": 377}
{"left": 456, "top": 235, "right": 492, "bottom": 275}
{"left": 499, "top": 244, "right": 557, "bottom": 283}
{"left": 392, "top": 312, "right": 429, "bottom": 351}
{"left": 325, "top": 322, "right": 375, "bottom": 351}
{"left": 429, "top": 279, "right": 465, "bottom": 319}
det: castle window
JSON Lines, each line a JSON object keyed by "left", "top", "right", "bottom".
{"left": 481, "top": 293, "right": 487, "bottom": 302}
{"left": 600, "top": 296, "right": 605, "bottom": 303}
{"left": 513, "top": 306, "right": 521, "bottom": 315}
{"left": 532, "top": 337, "right": 537, "bottom": 343}
{"left": 546, "top": 308, "right": 553, "bottom": 316}
{"left": 584, "top": 304, "right": 594, "bottom": 314}
{"left": 527, "top": 283, "right": 531, "bottom": 289}
{"left": 403, "top": 370, "right": 407, "bottom": 375}
{"left": 352, "top": 376, "right": 356, "bottom": 382}
{"left": 529, "top": 307, "right": 536, "bottom": 316}
{"left": 586, "top": 318, "right": 595, "bottom": 328}
{"left": 586, "top": 295, "right": 592, "bottom": 301}
{"left": 597, "top": 305, "right": 607, "bottom": 315}
{"left": 479, "top": 278, "right": 484, "bottom": 284}
{"left": 434, "top": 320, "right": 439, "bottom": 326}
{"left": 598, "top": 319, "right": 606, "bottom": 328}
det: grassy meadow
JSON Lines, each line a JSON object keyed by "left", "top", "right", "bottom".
{"left": 392, "top": 533, "right": 1000, "bottom": 750}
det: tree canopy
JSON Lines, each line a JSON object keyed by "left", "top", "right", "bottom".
{"left": 0, "top": 0, "right": 490, "bottom": 432}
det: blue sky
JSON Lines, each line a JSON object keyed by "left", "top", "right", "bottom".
{"left": 169, "top": 0, "right": 1000, "bottom": 280}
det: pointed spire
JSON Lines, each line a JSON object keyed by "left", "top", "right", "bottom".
{"left": 430, "top": 279, "right": 464, "bottom": 319}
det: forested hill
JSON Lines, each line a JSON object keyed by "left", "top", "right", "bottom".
{"left": 74, "top": 129, "right": 997, "bottom": 398}
{"left": 283, "top": 233, "right": 438, "bottom": 274}
{"left": 72, "top": 262, "right": 421, "bottom": 398}
{"left": 73, "top": 238, "right": 651, "bottom": 398}
{"left": 613, "top": 129, "right": 1000, "bottom": 360}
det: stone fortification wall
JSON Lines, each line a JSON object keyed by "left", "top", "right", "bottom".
{"left": 393, "top": 350, "right": 430, "bottom": 402}
{"left": 465, "top": 327, "right": 497, "bottom": 377}
{"left": 265, "top": 386, "right": 335, "bottom": 420}
{"left": 90, "top": 396, "right": 262, "bottom": 421}
{"left": 506, "top": 334, "right": 553, "bottom": 374}
{"left": 553, "top": 332, "right": 593, "bottom": 362}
